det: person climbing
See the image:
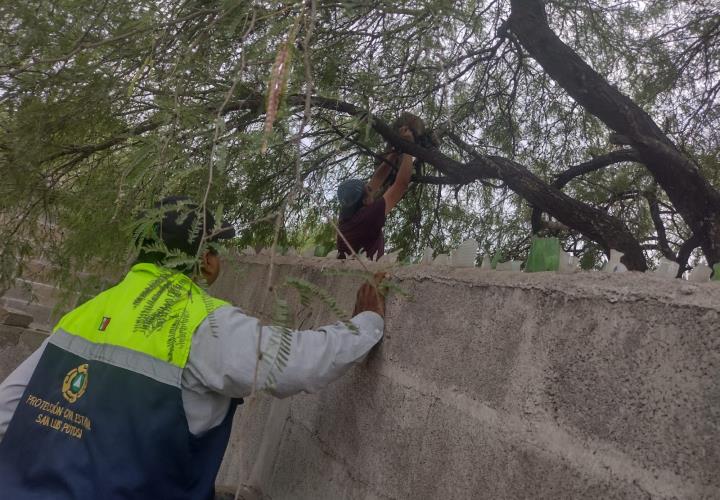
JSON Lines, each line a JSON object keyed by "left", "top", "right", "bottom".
{"left": 336, "top": 124, "right": 416, "bottom": 259}
{"left": 0, "top": 196, "right": 386, "bottom": 500}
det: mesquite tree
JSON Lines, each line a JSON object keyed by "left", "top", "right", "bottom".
{"left": 1, "top": 0, "right": 718, "bottom": 288}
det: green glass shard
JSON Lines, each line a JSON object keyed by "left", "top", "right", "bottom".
{"left": 525, "top": 237, "right": 561, "bottom": 272}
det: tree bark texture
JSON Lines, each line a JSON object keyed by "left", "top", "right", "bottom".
{"left": 508, "top": 0, "right": 720, "bottom": 265}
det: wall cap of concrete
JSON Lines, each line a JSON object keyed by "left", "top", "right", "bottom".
{"left": 230, "top": 253, "right": 720, "bottom": 310}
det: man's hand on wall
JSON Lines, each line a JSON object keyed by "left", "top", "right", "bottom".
{"left": 353, "top": 272, "right": 387, "bottom": 318}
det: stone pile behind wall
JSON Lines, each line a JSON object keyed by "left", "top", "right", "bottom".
{"left": 213, "top": 255, "right": 720, "bottom": 500}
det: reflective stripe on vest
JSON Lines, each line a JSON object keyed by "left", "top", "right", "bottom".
{"left": 0, "top": 264, "right": 234, "bottom": 500}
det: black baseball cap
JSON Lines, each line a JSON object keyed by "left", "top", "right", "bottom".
{"left": 137, "top": 196, "right": 235, "bottom": 266}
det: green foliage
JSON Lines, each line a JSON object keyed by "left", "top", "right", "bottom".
{"left": 121, "top": 262, "right": 230, "bottom": 365}
{"left": 579, "top": 244, "right": 604, "bottom": 271}
{"left": 262, "top": 273, "right": 360, "bottom": 391}
{"left": 259, "top": 267, "right": 408, "bottom": 390}
{"left": 262, "top": 324, "right": 293, "bottom": 391}
{"left": 131, "top": 270, "right": 194, "bottom": 361}
{"left": 263, "top": 294, "right": 294, "bottom": 390}
{"left": 286, "top": 276, "right": 357, "bottom": 333}
{"left": 2, "top": 0, "right": 718, "bottom": 291}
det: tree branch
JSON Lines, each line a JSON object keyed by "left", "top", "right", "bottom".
{"left": 508, "top": 0, "right": 720, "bottom": 264}
{"left": 676, "top": 233, "right": 702, "bottom": 278}
{"left": 34, "top": 90, "right": 648, "bottom": 270}
{"left": 303, "top": 95, "right": 646, "bottom": 268}
{"left": 530, "top": 149, "right": 639, "bottom": 231}
{"left": 553, "top": 150, "right": 639, "bottom": 189}
{"left": 644, "top": 188, "right": 676, "bottom": 261}
{"left": 412, "top": 174, "right": 471, "bottom": 185}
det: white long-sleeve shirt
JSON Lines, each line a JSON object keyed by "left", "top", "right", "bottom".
{"left": 0, "top": 306, "right": 384, "bottom": 438}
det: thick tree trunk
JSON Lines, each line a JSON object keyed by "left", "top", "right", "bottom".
{"left": 508, "top": 0, "right": 720, "bottom": 265}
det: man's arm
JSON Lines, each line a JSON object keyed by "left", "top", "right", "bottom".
{"left": 367, "top": 151, "right": 399, "bottom": 196}
{"left": 185, "top": 277, "right": 386, "bottom": 399}
{"left": 382, "top": 126, "right": 415, "bottom": 215}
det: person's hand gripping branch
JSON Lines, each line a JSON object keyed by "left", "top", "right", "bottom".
{"left": 382, "top": 126, "right": 416, "bottom": 215}
{"left": 367, "top": 125, "right": 417, "bottom": 201}
{"left": 353, "top": 272, "right": 388, "bottom": 318}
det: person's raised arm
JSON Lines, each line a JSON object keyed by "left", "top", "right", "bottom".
{"left": 186, "top": 274, "right": 387, "bottom": 399}
{"left": 382, "top": 126, "right": 415, "bottom": 215}
{"left": 366, "top": 151, "right": 399, "bottom": 197}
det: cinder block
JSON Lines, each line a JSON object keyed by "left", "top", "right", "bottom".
{"left": 289, "top": 364, "right": 432, "bottom": 499}
{"left": 0, "top": 324, "right": 24, "bottom": 348}
{"left": 216, "top": 394, "right": 275, "bottom": 489}
{"left": 0, "top": 325, "right": 40, "bottom": 381}
{"left": 3, "top": 278, "right": 71, "bottom": 307}
{"left": 1, "top": 297, "right": 57, "bottom": 328}
{"left": 0, "top": 305, "right": 33, "bottom": 328}
{"left": 408, "top": 398, "right": 646, "bottom": 499}
{"left": 540, "top": 297, "right": 720, "bottom": 491}
{"left": 265, "top": 422, "right": 376, "bottom": 500}
{"left": 382, "top": 280, "right": 530, "bottom": 407}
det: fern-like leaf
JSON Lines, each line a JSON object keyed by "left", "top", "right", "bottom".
{"left": 286, "top": 277, "right": 357, "bottom": 333}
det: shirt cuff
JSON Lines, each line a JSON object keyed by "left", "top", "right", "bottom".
{"left": 351, "top": 311, "right": 384, "bottom": 340}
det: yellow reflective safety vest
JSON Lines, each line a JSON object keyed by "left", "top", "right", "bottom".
{"left": 0, "top": 263, "right": 235, "bottom": 499}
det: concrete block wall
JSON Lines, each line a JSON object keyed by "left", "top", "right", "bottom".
{"left": 212, "top": 255, "right": 720, "bottom": 499}
{"left": 0, "top": 258, "right": 80, "bottom": 332}
{"left": 0, "top": 325, "right": 47, "bottom": 383}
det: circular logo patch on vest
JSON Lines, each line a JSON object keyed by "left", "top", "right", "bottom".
{"left": 62, "top": 364, "right": 89, "bottom": 403}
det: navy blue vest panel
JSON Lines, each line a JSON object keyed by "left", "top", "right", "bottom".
{"left": 0, "top": 343, "right": 237, "bottom": 499}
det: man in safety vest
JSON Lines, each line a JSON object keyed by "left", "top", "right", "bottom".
{"left": 0, "top": 196, "right": 385, "bottom": 499}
